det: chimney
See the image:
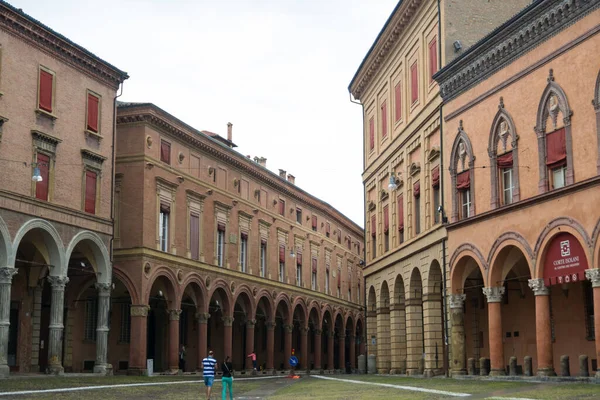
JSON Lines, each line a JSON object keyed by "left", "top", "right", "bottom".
{"left": 253, "top": 156, "right": 260, "bottom": 163}
{"left": 279, "top": 169, "right": 286, "bottom": 178}
{"left": 227, "top": 122, "right": 233, "bottom": 142}
{"left": 258, "top": 157, "right": 267, "bottom": 167}
{"left": 287, "top": 174, "right": 295, "bottom": 184}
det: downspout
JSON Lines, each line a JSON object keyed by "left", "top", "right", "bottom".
{"left": 110, "top": 82, "right": 124, "bottom": 274}
{"left": 437, "top": 0, "right": 450, "bottom": 378}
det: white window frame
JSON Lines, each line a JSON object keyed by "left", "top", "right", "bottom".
{"left": 551, "top": 165, "right": 567, "bottom": 189}
{"left": 217, "top": 229, "right": 225, "bottom": 267}
{"left": 159, "top": 210, "right": 169, "bottom": 252}
{"left": 260, "top": 242, "right": 267, "bottom": 277}
{"left": 297, "top": 265, "right": 302, "bottom": 287}
{"left": 279, "top": 261, "right": 285, "bottom": 283}
{"left": 502, "top": 167, "right": 514, "bottom": 205}
{"left": 311, "top": 270, "right": 317, "bottom": 291}
{"left": 461, "top": 190, "right": 471, "bottom": 219}
{"left": 240, "top": 235, "right": 248, "bottom": 272}
{"left": 325, "top": 270, "right": 330, "bottom": 294}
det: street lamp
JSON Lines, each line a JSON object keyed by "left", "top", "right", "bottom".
{"left": 388, "top": 172, "right": 398, "bottom": 191}
{"left": 32, "top": 166, "right": 43, "bottom": 182}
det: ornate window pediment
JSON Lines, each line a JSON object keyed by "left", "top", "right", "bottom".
{"left": 409, "top": 162, "right": 421, "bottom": 177}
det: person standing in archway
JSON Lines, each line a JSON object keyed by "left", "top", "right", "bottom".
{"left": 179, "top": 344, "right": 186, "bottom": 372}
{"left": 247, "top": 350, "right": 257, "bottom": 371}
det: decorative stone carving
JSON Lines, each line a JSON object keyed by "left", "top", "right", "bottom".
{"left": 246, "top": 319, "right": 257, "bottom": 328}
{"left": 47, "top": 276, "right": 69, "bottom": 290}
{"left": 168, "top": 309, "right": 182, "bottom": 321}
{"left": 196, "top": 312, "right": 210, "bottom": 323}
{"left": 222, "top": 316, "right": 234, "bottom": 326}
{"left": 0, "top": 267, "right": 18, "bottom": 284}
{"left": 178, "top": 152, "right": 184, "bottom": 164}
{"left": 284, "top": 324, "right": 294, "bottom": 333}
{"left": 230, "top": 282, "right": 236, "bottom": 294}
{"left": 144, "top": 263, "right": 151, "bottom": 276}
{"left": 177, "top": 269, "right": 184, "bottom": 283}
{"left": 314, "top": 329, "right": 322, "bottom": 335}
{"left": 585, "top": 269, "right": 600, "bottom": 288}
{"left": 205, "top": 276, "right": 211, "bottom": 288}
{"left": 94, "top": 282, "right": 112, "bottom": 296}
{"left": 449, "top": 294, "right": 466, "bottom": 309}
{"left": 300, "top": 326, "right": 310, "bottom": 335}
{"left": 130, "top": 305, "right": 149, "bottom": 317}
{"left": 482, "top": 286, "right": 505, "bottom": 303}
{"left": 528, "top": 278, "right": 549, "bottom": 296}
{"left": 146, "top": 135, "right": 153, "bottom": 148}
{"left": 265, "top": 321, "right": 275, "bottom": 330}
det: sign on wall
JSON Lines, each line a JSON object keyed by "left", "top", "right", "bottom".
{"left": 543, "top": 232, "right": 588, "bottom": 286}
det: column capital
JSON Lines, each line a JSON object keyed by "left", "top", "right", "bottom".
{"left": 483, "top": 286, "right": 505, "bottom": 303}
{"left": 299, "top": 326, "right": 310, "bottom": 335}
{"left": 195, "top": 312, "right": 210, "bottom": 323}
{"left": 314, "top": 328, "right": 322, "bottom": 335}
{"left": 283, "top": 324, "right": 294, "bottom": 333}
{"left": 338, "top": 334, "right": 346, "bottom": 340}
{"left": 449, "top": 294, "right": 466, "bottom": 309}
{"left": 528, "top": 278, "right": 549, "bottom": 296}
{"left": 0, "top": 267, "right": 18, "bottom": 284}
{"left": 246, "top": 319, "right": 257, "bottom": 328}
{"left": 130, "top": 305, "right": 149, "bottom": 317}
{"left": 47, "top": 276, "right": 69, "bottom": 290}
{"left": 168, "top": 309, "right": 182, "bottom": 321}
{"left": 222, "top": 316, "right": 234, "bottom": 326}
{"left": 95, "top": 282, "right": 112, "bottom": 296}
{"left": 585, "top": 268, "right": 600, "bottom": 288}
{"left": 265, "top": 321, "right": 275, "bottom": 330}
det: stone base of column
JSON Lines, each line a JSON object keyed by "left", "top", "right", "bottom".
{"left": 47, "top": 364, "right": 64, "bottom": 375}
{"left": 537, "top": 367, "right": 556, "bottom": 377}
{"left": 596, "top": 370, "right": 600, "bottom": 378}
{"left": 93, "top": 363, "right": 113, "bottom": 376}
{"left": 127, "top": 367, "right": 148, "bottom": 376}
{"left": 166, "top": 368, "right": 181, "bottom": 375}
{"left": 451, "top": 369, "right": 467, "bottom": 376}
{"left": 406, "top": 368, "right": 421, "bottom": 376}
{"left": 0, "top": 365, "right": 9, "bottom": 378}
{"left": 490, "top": 368, "right": 506, "bottom": 376}
{"left": 376, "top": 368, "right": 389, "bottom": 374}
{"left": 389, "top": 369, "right": 404, "bottom": 375}
{"left": 424, "top": 368, "right": 444, "bottom": 377}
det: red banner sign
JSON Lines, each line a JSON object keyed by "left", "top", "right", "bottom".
{"left": 543, "top": 232, "right": 588, "bottom": 286}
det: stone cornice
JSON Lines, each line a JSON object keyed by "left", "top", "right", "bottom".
{"left": 348, "top": 0, "right": 424, "bottom": 100}
{"left": 0, "top": 1, "right": 128, "bottom": 89}
{"left": 117, "top": 104, "right": 363, "bottom": 239}
{"left": 434, "top": 0, "right": 600, "bottom": 102}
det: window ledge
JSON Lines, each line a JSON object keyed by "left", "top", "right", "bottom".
{"left": 85, "top": 129, "right": 103, "bottom": 141}
{"left": 35, "top": 108, "right": 57, "bottom": 121}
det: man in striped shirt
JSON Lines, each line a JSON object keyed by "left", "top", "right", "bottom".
{"left": 202, "top": 350, "right": 217, "bottom": 399}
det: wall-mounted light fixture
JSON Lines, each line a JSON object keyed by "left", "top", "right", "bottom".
{"left": 388, "top": 172, "right": 399, "bottom": 191}
{"left": 453, "top": 40, "right": 462, "bottom": 52}
{"left": 32, "top": 164, "right": 43, "bottom": 182}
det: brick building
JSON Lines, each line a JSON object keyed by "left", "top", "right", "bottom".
{"left": 434, "top": 0, "right": 600, "bottom": 376}
{"left": 0, "top": 1, "right": 128, "bottom": 376}
{"left": 112, "top": 102, "right": 365, "bottom": 374}
{"left": 348, "top": 0, "right": 529, "bottom": 376}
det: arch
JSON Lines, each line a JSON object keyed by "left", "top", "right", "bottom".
{"left": 0, "top": 215, "right": 12, "bottom": 267}
{"left": 321, "top": 303, "right": 333, "bottom": 324}
{"left": 344, "top": 312, "right": 355, "bottom": 335}
{"left": 408, "top": 268, "right": 422, "bottom": 299}
{"left": 426, "top": 259, "right": 443, "bottom": 295}
{"left": 113, "top": 266, "right": 140, "bottom": 304}
{"left": 393, "top": 274, "right": 405, "bottom": 305}
{"left": 488, "top": 232, "right": 535, "bottom": 284}
{"left": 535, "top": 69, "right": 574, "bottom": 191}
{"left": 179, "top": 273, "right": 207, "bottom": 312}
{"left": 233, "top": 286, "right": 256, "bottom": 320}
{"left": 274, "top": 293, "right": 292, "bottom": 325}
{"left": 292, "top": 301, "right": 308, "bottom": 327}
{"left": 533, "top": 217, "right": 592, "bottom": 280}
{"left": 449, "top": 121, "right": 476, "bottom": 222}
{"left": 367, "top": 285, "right": 377, "bottom": 313}
{"left": 592, "top": 217, "right": 600, "bottom": 269}
{"left": 145, "top": 267, "right": 178, "bottom": 305}
{"left": 307, "top": 301, "right": 322, "bottom": 328}
{"left": 593, "top": 69, "right": 600, "bottom": 174}
{"left": 379, "top": 280, "right": 390, "bottom": 308}
{"left": 333, "top": 311, "right": 345, "bottom": 333}
{"left": 208, "top": 280, "right": 233, "bottom": 316}
{"left": 65, "top": 231, "right": 111, "bottom": 284}
{"left": 255, "top": 290, "right": 274, "bottom": 321}
{"left": 11, "top": 218, "right": 65, "bottom": 273}
{"left": 488, "top": 97, "right": 521, "bottom": 207}
{"left": 322, "top": 308, "right": 333, "bottom": 328}
{"left": 450, "top": 244, "right": 488, "bottom": 294}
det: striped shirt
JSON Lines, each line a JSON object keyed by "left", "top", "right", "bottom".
{"left": 202, "top": 356, "right": 217, "bottom": 377}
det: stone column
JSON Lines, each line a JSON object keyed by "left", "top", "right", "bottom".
{"left": 348, "top": 334, "right": 356, "bottom": 369}
{"left": 245, "top": 319, "right": 256, "bottom": 370}
{"left": 0, "top": 267, "right": 18, "bottom": 378}
{"left": 389, "top": 302, "right": 406, "bottom": 374}
{"left": 300, "top": 326, "right": 309, "bottom": 371}
{"left": 405, "top": 298, "right": 423, "bottom": 375}
{"left": 483, "top": 287, "right": 506, "bottom": 376}
{"left": 266, "top": 321, "right": 275, "bottom": 371}
{"left": 128, "top": 305, "right": 149, "bottom": 375}
{"left": 528, "top": 278, "right": 555, "bottom": 376}
{"left": 449, "top": 294, "right": 466, "bottom": 376}
{"left": 283, "top": 324, "right": 293, "bottom": 369}
{"left": 376, "top": 305, "right": 391, "bottom": 373}
{"left": 196, "top": 313, "right": 209, "bottom": 371}
{"left": 585, "top": 269, "right": 600, "bottom": 378}
{"left": 222, "top": 316, "right": 234, "bottom": 360}
{"left": 313, "top": 329, "right": 322, "bottom": 370}
{"left": 94, "top": 283, "right": 112, "bottom": 375}
{"left": 327, "top": 329, "right": 334, "bottom": 370}
{"left": 47, "top": 276, "right": 68, "bottom": 375}
{"left": 168, "top": 309, "right": 181, "bottom": 373}
{"left": 338, "top": 334, "right": 346, "bottom": 371}
{"left": 423, "top": 293, "right": 443, "bottom": 376}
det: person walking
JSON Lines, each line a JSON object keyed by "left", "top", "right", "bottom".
{"left": 247, "top": 350, "right": 257, "bottom": 371}
{"left": 202, "top": 350, "right": 217, "bottom": 399}
{"left": 221, "top": 356, "right": 234, "bottom": 400}
{"left": 179, "top": 344, "right": 186, "bottom": 372}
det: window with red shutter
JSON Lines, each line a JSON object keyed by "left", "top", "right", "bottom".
{"left": 411, "top": 62, "right": 418, "bottom": 104}
{"left": 190, "top": 213, "right": 200, "bottom": 260}
{"left": 87, "top": 93, "right": 100, "bottom": 133}
{"left": 371, "top": 215, "right": 376, "bottom": 237}
{"left": 311, "top": 215, "right": 317, "bottom": 231}
{"left": 160, "top": 140, "right": 171, "bottom": 164}
{"left": 85, "top": 170, "right": 97, "bottom": 214}
{"left": 394, "top": 82, "right": 402, "bottom": 122}
{"left": 369, "top": 117, "right": 375, "bottom": 151}
{"left": 397, "top": 195, "right": 404, "bottom": 232}
{"left": 383, "top": 205, "right": 389, "bottom": 234}
{"left": 35, "top": 153, "right": 50, "bottom": 201}
{"left": 312, "top": 258, "right": 317, "bottom": 273}
{"left": 279, "top": 199, "right": 285, "bottom": 216}
{"left": 381, "top": 101, "right": 387, "bottom": 138}
{"left": 279, "top": 245, "right": 286, "bottom": 263}
{"left": 429, "top": 38, "right": 438, "bottom": 83}
{"left": 39, "top": 69, "right": 53, "bottom": 113}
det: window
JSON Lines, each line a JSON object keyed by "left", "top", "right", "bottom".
{"left": 160, "top": 140, "right": 171, "bottom": 164}
{"left": 217, "top": 223, "right": 225, "bottom": 267}
{"left": 381, "top": 101, "right": 387, "bottom": 138}
{"left": 432, "top": 166, "right": 440, "bottom": 224}
{"left": 84, "top": 170, "right": 97, "bottom": 214}
{"left": 240, "top": 232, "right": 248, "bottom": 272}
{"left": 546, "top": 128, "right": 567, "bottom": 190}
{"left": 337, "top": 229, "right": 342, "bottom": 244}
{"left": 260, "top": 240, "right": 267, "bottom": 277}
{"left": 278, "top": 199, "right": 285, "bottom": 216}
{"left": 414, "top": 181, "right": 421, "bottom": 235}
{"left": 159, "top": 204, "right": 170, "bottom": 252}
{"left": 371, "top": 215, "right": 376, "bottom": 259}
{"left": 410, "top": 62, "right": 418, "bottom": 104}
{"left": 311, "top": 258, "right": 317, "bottom": 291}
{"left": 296, "top": 208, "right": 302, "bottom": 224}
{"left": 84, "top": 297, "right": 98, "bottom": 342}
{"left": 369, "top": 117, "right": 375, "bottom": 151}
{"left": 337, "top": 269, "right": 341, "bottom": 297}
{"left": 383, "top": 205, "right": 389, "bottom": 253}
{"left": 394, "top": 82, "right": 402, "bottom": 122}
{"left": 35, "top": 153, "right": 50, "bottom": 201}
{"left": 86, "top": 92, "right": 100, "bottom": 133}
{"left": 347, "top": 238, "right": 351, "bottom": 250}
{"left": 348, "top": 288, "right": 351, "bottom": 301}
{"left": 38, "top": 67, "right": 54, "bottom": 113}
{"left": 296, "top": 252, "right": 303, "bottom": 287}
{"left": 325, "top": 222, "right": 330, "bottom": 238}
{"left": 456, "top": 170, "right": 471, "bottom": 220}
{"left": 397, "top": 194, "right": 404, "bottom": 243}
{"left": 551, "top": 165, "right": 566, "bottom": 189}
{"left": 325, "top": 269, "right": 330, "bottom": 294}
{"left": 279, "top": 244, "right": 286, "bottom": 282}
{"left": 429, "top": 37, "right": 438, "bottom": 83}
{"left": 311, "top": 215, "right": 317, "bottom": 232}
{"left": 502, "top": 167, "right": 514, "bottom": 205}
{"left": 461, "top": 189, "right": 471, "bottom": 219}
{"left": 190, "top": 213, "right": 200, "bottom": 260}
{"left": 119, "top": 303, "right": 131, "bottom": 343}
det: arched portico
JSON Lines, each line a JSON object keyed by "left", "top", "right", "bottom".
{"left": 390, "top": 274, "right": 406, "bottom": 374}
{"left": 376, "top": 281, "right": 390, "bottom": 373}
{"left": 179, "top": 276, "right": 207, "bottom": 372}
{"left": 423, "top": 261, "right": 443, "bottom": 376}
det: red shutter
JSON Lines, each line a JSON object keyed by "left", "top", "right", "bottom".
{"left": 381, "top": 101, "right": 387, "bottom": 138}
{"left": 312, "top": 215, "right": 317, "bottom": 229}
{"left": 160, "top": 200, "right": 170, "bottom": 213}
{"left": 369, "top": 117, "right": 375, "bottom": 150}
{"left": 371, "top": 215, "right": 376, "bottom": 237}
{"left": 279, "top": 244, "right": 286, "bottom": 263}
{"left": 411, "top": 62, "right": 418, "bottom": 104}
{"left": 261, "top": 238, "right": 267, "bottom": 245}
{"left": 241, "top": 231, "right": 248, "bottom": 240}
{"left": 87, "top": 93, "right": 99, "bottom": 132}
{"left": 497, "top": 152, "right": 513, "bottom": 168}
{"left": 546, "top": 128, "right": 566, "bottom": 168}
{"left": 398, "top": 195, "right": 404, "bottom": 231}
{"left": 85, "top": 170, "right": 97, "bottom": 214}
{"left": 456, "top": 171, "right": 470, "bottom": 190}
{"left": 35, "top": 153, "right": 50, "bottom": 201}
{"left": 429, "top": 38, "right": 438, "bottom": 82}
{"left": 190, "top": 213, "right": 200, "bottom": 260}
{"left": 39, "top": 70, "right": 53, "bottom": 113}
{"left": 279, "top": 200, "right": 285, "bottom": 215}
{"left": 297, "top": 251, "right": 302, "bottom": 266}
{"left": 160, "top": 140, "right": 171, "bottom": 164}
{"left": 383, "top": 205, "right": 389, "bottom": 233}
{"left": 413, "top": 181, "right": 421, "bottom": 197}
{"left": 431, "top": 166, "right": 440, "bottom": 188}
{"left": 217, "top": 222, "right": 226, "bottom": 232}
{"left": 394, "top": 82, "right": 402, "bottom": 122}
{"left": 312, "top": 258, "right": 317, "bottom": 273}
{"left": 326, "top": 222, "right": 331, "bottom": 234}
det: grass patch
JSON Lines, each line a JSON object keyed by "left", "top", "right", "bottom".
{"left": 504, "top": 382, "right": 600, "bottom": 399}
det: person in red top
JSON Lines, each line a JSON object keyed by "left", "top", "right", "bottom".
{"left": 247, "top": 350, "right": 257, "bottom": 371}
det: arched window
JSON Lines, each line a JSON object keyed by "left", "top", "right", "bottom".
{"left": 593, "top": 70, "right": 600, "bottom": 175}
{"left": 488, "top": 97, "right": 520, "bottom": 208}
{"left": 535, "top": 69, "right": 573, "bottom": 193}
{"left": 449, "top": 121, "right": 475, "bottom": 222}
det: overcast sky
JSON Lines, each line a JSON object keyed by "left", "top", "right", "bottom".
{"left": 12, "top": 0, "right": 398, "bottom": 227}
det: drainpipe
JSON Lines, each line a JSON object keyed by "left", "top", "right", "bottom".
{"left": 109, "top": 82, "right": 124, "bottom": 273}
